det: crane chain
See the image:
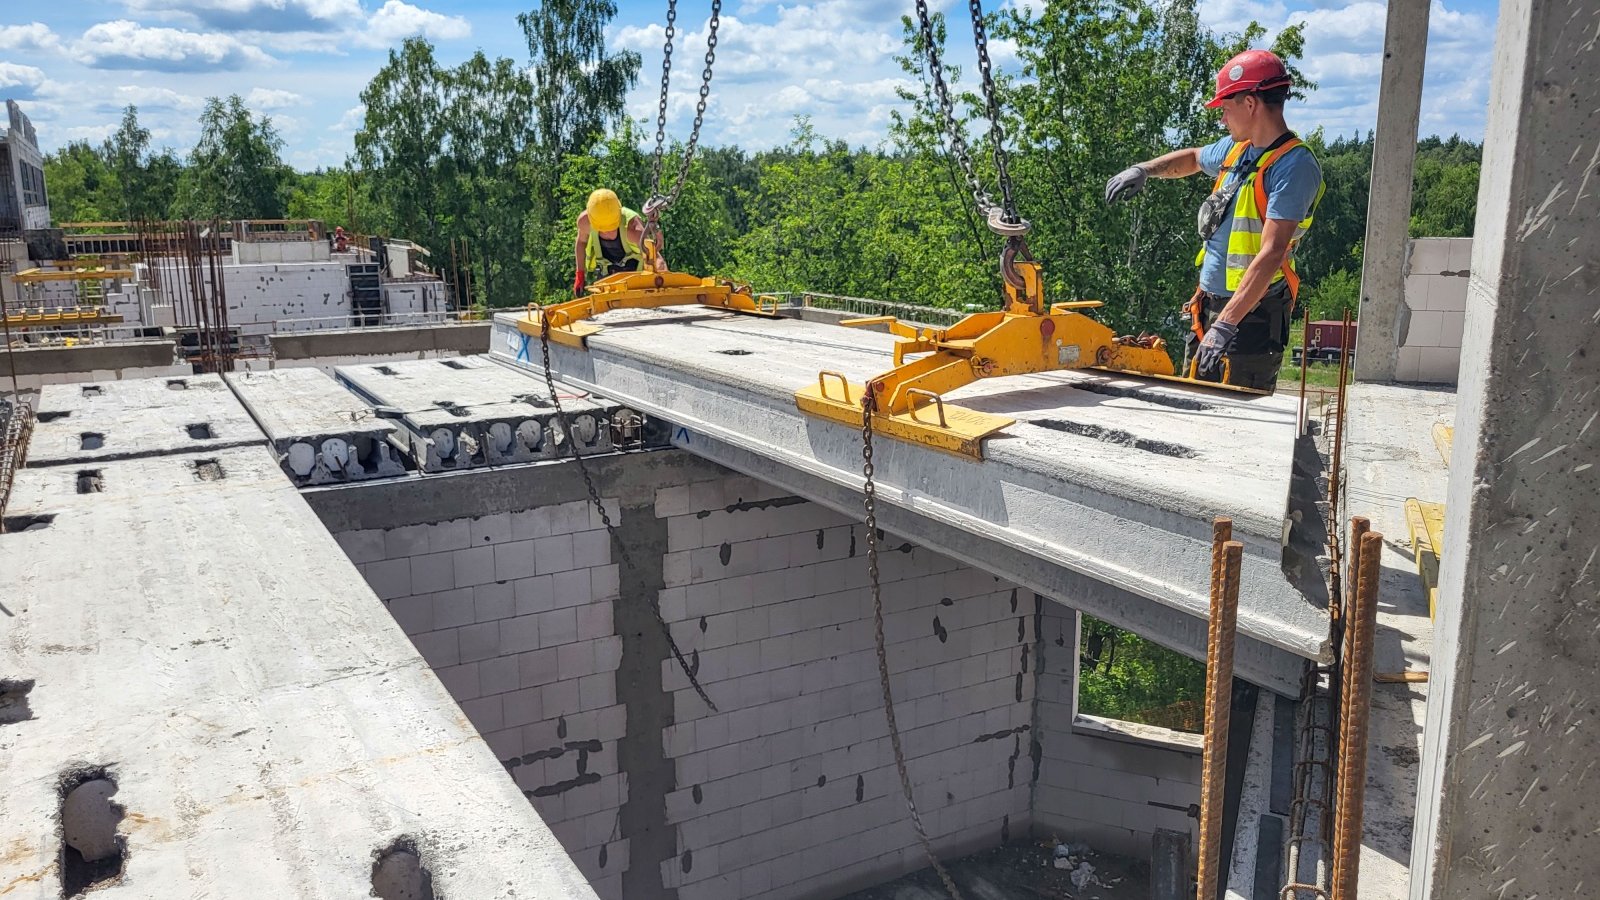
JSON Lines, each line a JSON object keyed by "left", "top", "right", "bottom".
{"left": 966, "top": 0, "right": 1019, "bottom": 222}
{"left": 861, "top": 393, "right": 965, "bottom": 900}
{"left": 538, "top": 314, "right": 717, "bottom": 713}
{"left": 912, "top": 0, "right": 1027, "bottom": 235}
{"left": 647, "top": 0, "right": 722, "bottom": 217}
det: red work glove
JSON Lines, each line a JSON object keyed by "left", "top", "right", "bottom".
{"left": 572, "top": 269, "right": 586, "bottom": 297}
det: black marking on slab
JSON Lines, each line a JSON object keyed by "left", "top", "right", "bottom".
{"left": 692, "top": 784, "right": 703, "bottom": 804}
{"left": 855, "top": 775, "right": 865, "bottom": 802}
{"left": 699, "top": 616, "right": 708, "bottom": 633}
{"left": 681, "top": 849, "right": 693, "bottom": 873}
{"left": 557, "top": 715, "right": 567, "bottom": 739}
{"left": 940, "top": 597, "right": 954, "bottom": 606}
{"left": 1009, "top": 588, "right": 1018, "bottom": 613}
{"left": 718, "top": 542, "right": 731, "bottom": 566}
{"left": 816, "top": 529, "right": 825, "bottom": 550}
{"left": 933, "top": 617, "right": 948, "bottom": 643}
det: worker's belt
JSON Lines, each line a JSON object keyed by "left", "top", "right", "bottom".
{"left": 1189, "top": 280, "right": 1292, "bottom": 357}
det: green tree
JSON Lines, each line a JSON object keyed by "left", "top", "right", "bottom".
{"left": 440, "top": 51, "right": 536, "bottom": 306}
{"left": 520, "top": 0, "right": 641, "bottom": 290}
{"left": 1078, "top": 616, "right": 1207, "bottom": 731}
{"left": 103, "top": 106, "right": 176, "bottom": 221}
{"left": 356, "top": 38, "right": 450, "bottom": 241}
{"left": 176, "top": 95, "right": 290, "bottom": 219}
{"left": 43, "top": 142, "right": 119, "bottom": 224}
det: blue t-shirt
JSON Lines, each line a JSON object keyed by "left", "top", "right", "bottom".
{"left": 1196, "top": 135, "right": 1323, "bottom": 296}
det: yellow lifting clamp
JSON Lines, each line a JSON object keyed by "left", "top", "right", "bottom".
{"left": 794, "top": 246, "right": 1265, "bottom": 459}
{"left": 517, "top": 264, "right": 782, "bottom": 349}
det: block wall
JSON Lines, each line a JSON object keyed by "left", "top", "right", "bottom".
{"left": 1397, "top": 237, "right": 1471, "bottom": 384}
{"left": 1033, "top": 605, "right": 1202, "bottom": 859}
{"left": 330, "top": 454, "right": 1187, "bottom": 898}
{"left": 334, "top": 497, "right": 632, "bottom": 898}
{"left": 652, "top": 476, "right": 1034, "bottom": 900}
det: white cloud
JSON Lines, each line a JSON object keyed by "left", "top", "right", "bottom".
{"left": 331, "top": 104, "right": 366, "bottom": 132}
{"left": 120, "top": 0, "right": 363, "bottom": 33}
{"left": 0, "top": 63, "right": 48, "bottom": 100}
{"left": 75, "top": 20, "right": 275, "bottom": 72}
{"left": 245, "top": 87, "right": 308, "bottom": 109}
{"left": 62, "top": 123, "right": 120, "bottom": 143}
{"left": 98, "top": 85, "right": 207, "bottom": 114}
{"left": 0, "top": 22, "right": 64, "bottom": 54}
{"left": 364, "top": 0, "right": 471, "bottom": 45}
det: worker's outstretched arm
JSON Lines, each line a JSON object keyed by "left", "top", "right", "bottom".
{"left": 1215, "top": 218, "right": 1297, "bottom": 325}
{"left": 573, "top": 217, "right": 588, "bottom": 277}
{"left": 1106, "top": 148, "right": 1202, "bottom": 203}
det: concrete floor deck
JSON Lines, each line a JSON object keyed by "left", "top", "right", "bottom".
{"left": 0, "top": 446, "right": 597, "bottom": 898}
{"left": 493, "top": 308, "right": 1326, "bottom": 694}
{"left": 1341, "top": 382, "right": 1452, "bottom": 900}
{"left": 26, "top": 373, "right": 263, "bottom": 467}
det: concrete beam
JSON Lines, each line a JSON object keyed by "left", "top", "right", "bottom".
{"left": 1353, "top": 0, "right": 1431, "bottom": 382}
{"left": 0, "top": 339, "right": 178, "bottom": 377}
{"left": 1410, "top": 1, "right": 1600, "bottom": 896}
{"left": 0, "top": 447, "right": 598, "bottom": 898}
{"left": 225, "top": 368, "right": 407, "bottom": 485}
{"left": 27, "top": 373, "right": 265, "bottom": 467}
{"left": 268, "top": 322, "right": 489, "bottom": 360}
{"left": 490, "top": 311, "right": 1324, "bottom": 694}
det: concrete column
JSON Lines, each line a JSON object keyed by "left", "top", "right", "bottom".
{"left": 1409, "top": 1, "right": 1600, "bottom": 897}
{"left": 1352, "top": 0, "right": 1430, "bottom": 382}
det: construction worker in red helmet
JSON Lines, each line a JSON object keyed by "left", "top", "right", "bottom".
{"left": 1105, "top": 49, "right": 1325, "bottom": 393}
{"left": 572, "top": 188, "right": 667, "bottom": 297}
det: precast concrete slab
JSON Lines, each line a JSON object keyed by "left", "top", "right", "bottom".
{"left": 493, "top": 309, "right": 1326, "bottom": 694}
{"left": 26, "top": 372, "right": 264, "bottom": 467}
{"left": 225, "top": 368, "right": 407, "bottom": 486}
{"left": 334, "top": 356, "right": 620, "bottom": 472}
{"left": 0, "top": 446, "right": 598, "bottom": 899}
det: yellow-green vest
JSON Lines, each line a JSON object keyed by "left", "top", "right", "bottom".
{"left": 1195, "top": 138, "right": 1325, "bottom": 298}
{"left": 584, "top": 206, "right": 644, "bottom": 274}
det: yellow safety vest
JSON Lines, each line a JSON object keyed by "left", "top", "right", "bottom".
{"left": 1195, "top": 138, "right": 1324, "bottom": 299}
{"left": 584, "top": 206, "right": 644, "bottom": 274}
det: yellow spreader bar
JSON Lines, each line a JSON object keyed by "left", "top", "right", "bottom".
{"left": 516, "top": 269, "right": 781, "bottom": 349}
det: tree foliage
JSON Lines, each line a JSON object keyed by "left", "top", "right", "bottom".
{"left": 176, "top": 95, "right": 290, "bottom": 219}
{"left": 1078, "top": 616, "right": 1207, "bottom": 732}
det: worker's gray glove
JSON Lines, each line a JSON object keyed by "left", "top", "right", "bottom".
{"left": 1196, "top": 320, "right": 1237, "bottom": 381}
{"left": 1105, "top": 165, "right": 1149, "bottom": 204}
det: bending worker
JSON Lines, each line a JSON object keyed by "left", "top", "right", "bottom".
{"left": 572, "top": 188, "right": 666, "bottom": 296}
{"left": 1104, "top": 49, "right": 1324, "bottom": 392}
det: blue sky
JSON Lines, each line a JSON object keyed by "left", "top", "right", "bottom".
{"left": 0, "top": 0, "right": 1499, "bottom": 171}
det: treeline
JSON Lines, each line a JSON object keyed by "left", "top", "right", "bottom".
{"left": 43, "top": 0, "right": 1482, "bottom": 347}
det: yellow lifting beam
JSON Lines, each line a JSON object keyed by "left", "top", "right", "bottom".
{"left": 3, "top": 307, "right": 125, "bottom": 328}
{"left": 517, "top": 266, "right": 781, "bottom": 349}
{"left": 794, "top": 256, "right": 1266, "bottom": 459}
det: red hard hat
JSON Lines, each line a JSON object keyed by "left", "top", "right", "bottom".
{"left": 1206, "top": 49, "right": 1291, "bottom": 108}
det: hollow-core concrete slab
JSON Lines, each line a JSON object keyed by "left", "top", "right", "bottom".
{"left": 0, "top": 447, "right": 598, "bottom": 899}
{"left": 492, "top": 309, "right": 1326, "bottom": 694}
{"left": 26, "top": 373, "right": 264, "bottom": 467}
{"left": 225, "top": 367, "right": 407, "bottom": 485}
{"left": 335, "top": 356, "right": 619, "bottom": 471}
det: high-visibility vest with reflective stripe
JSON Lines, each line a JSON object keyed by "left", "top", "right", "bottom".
{"left": 1194, "top": 138, "right": 1324, "bottom": 298}
{"left": 584, "top": 207, "right": 644, "bottom": 273}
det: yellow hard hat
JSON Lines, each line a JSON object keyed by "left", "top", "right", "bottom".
{"left": 586, "top": 189, "right": 622, "bottom": 232}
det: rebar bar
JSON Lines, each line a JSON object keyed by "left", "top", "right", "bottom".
{"left": 1197, "top": 518, "right": 1240, "bottom": 900}
{"left": 1329, "top": 530, "right": 1383, "bottom": 900}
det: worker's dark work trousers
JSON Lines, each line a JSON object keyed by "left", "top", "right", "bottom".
{"left": 1183, "top": 280, "right": 1292, "bottom": 393}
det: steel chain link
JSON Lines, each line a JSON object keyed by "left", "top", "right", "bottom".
{"left": 648, "top": 0, "right": 722, "bottom": 216}
{"left": 648, "top": 0, "right": 679, "bottom": 195}
{"left": 966, "top": 0, "right": 1018, "bottom": 222}
{"left": 913, "top": 0, "right": 1025, "bottom": 233}
{"left": 861, "top": 393, "right": 965, "bottom": 900}
{"left": 538, "top": 314, "right": 717, "bottom": 712}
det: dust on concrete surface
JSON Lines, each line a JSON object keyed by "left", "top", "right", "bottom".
{"left": 840, "top": 840, "right": 1151, "bottom": 900}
